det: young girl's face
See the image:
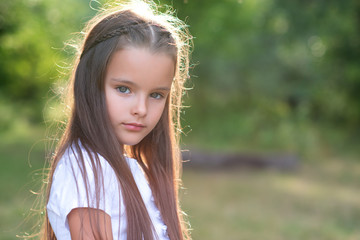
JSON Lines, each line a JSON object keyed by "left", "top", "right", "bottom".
{"left": 104, "top": 48, "right": 175, "bottom": 146}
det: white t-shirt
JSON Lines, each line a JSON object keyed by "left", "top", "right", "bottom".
{"left": 47, "top": 145, "right": 169, "bottom": 240}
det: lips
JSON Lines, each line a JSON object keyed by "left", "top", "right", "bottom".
{"left": 122, "top": 122, "right": 145, "bottom": 131}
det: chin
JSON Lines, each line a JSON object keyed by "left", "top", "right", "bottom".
{"left": 119, "top": 137, "right": 143, "bottom": 146}
{"left": 123, "top": 142, "right": 139, "bottom": 146}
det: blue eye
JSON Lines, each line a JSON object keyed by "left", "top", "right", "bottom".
{"left": 150, "top": 92, "right": 163, "bottom": 99}
{"left": 117, "top": 86, "right": 130, "bottom": 93}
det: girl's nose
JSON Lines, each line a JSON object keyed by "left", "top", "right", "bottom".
{"left": 131, "top": 95, "right": 147, "bottom": 117}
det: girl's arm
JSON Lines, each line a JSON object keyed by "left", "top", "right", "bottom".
{"left": 68, "top": 207, "right": 113, "bottom": 240}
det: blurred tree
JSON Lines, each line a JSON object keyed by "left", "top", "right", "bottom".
{"left": 0, "top": 0, "right": 92, "bottom": 122}
{"left": 269, "top": 0, "right": 360, "bottom": 126}
{"left": 162, "top": 0, "right": 360, "bottom": 153}
{"left": 0, "top": 0, "right": 359, "bottom": 153}
{"left": 170, "top": 0, "right": 360, "bottom": 127}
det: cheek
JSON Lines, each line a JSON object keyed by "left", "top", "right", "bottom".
{"left": 105, "top": 92, "right": 118, "bottom": 123}
{"left": 151, "top": 102, "right": 167, "bottom": 124}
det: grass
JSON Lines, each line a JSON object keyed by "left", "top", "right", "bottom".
{"left": 181, "top": 161, "right": 360, "bottom": 240}
{"left": 0, "top": 123, "right": 47, "bottom": 240}
{"left": 1, "top": 132, "right": 360, "bottom": 239}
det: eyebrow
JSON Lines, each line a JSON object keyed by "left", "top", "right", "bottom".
{"left": 111, "top": 78, "right": 136, "bottom": 86}
{"left": 111, "top": 78, "right": 171, "bottom": 91}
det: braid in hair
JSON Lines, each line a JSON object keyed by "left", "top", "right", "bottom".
{"left": 94, "top": 27, "right": 129, "bottom": 45}
{"left": 81, "top": 21, "right": 148, "bottom": 58}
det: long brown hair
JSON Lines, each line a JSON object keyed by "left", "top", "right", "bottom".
{"left": 41, "top": 1, "right": 192, "bottom": 239}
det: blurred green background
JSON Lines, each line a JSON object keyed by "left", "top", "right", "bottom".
{"left": 1, "top": 0, "right": 360, "bottom": 239}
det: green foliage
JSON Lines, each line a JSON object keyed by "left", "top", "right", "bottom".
{"left": 0, "top": 0, "right": 93, "bottom": 122}
{"left": 168, "top": 0, "right": 360, "bottom": 155}
{"left": 0, "top": 0, "right": 359, "bottom": 156}
{"left": 171, "top": 0, "right": 360, "bottom": 119}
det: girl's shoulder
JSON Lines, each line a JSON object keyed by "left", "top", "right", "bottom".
{"left": 47, "top": 143, "right": 125, "bottom": 239}
{"left": 52, "top": 143, "right": 117, "bottom": 197}
{"left": 59, "top": 142, "right": 107, "bottom": 168}
{"left": 54, "top": 142, "right": 139, "bottom": 181}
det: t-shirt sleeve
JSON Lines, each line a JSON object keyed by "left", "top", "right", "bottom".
{"left": 46, "top": 147, "right": 120, "bottom": 233}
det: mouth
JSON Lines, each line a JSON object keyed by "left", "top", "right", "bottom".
{"left": 122, "top": 122, "right": 145, "bottom": 131}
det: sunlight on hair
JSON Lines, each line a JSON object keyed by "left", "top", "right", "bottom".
{"left": 35, "top": 1, "right": 193, "bottom": 239}
{"left": 103, "top": 0, "right": 156, "bottom": 19}
{"left": 128, "top": 0, "right": 154, "bottom": 18}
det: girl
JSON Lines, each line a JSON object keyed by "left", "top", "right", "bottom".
{"left": 41, "top": 1, "right": 192, "bottom": 239}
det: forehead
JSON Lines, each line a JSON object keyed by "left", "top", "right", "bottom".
{"left": 105, "top": 48, "right": 175, "bottom": 87}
